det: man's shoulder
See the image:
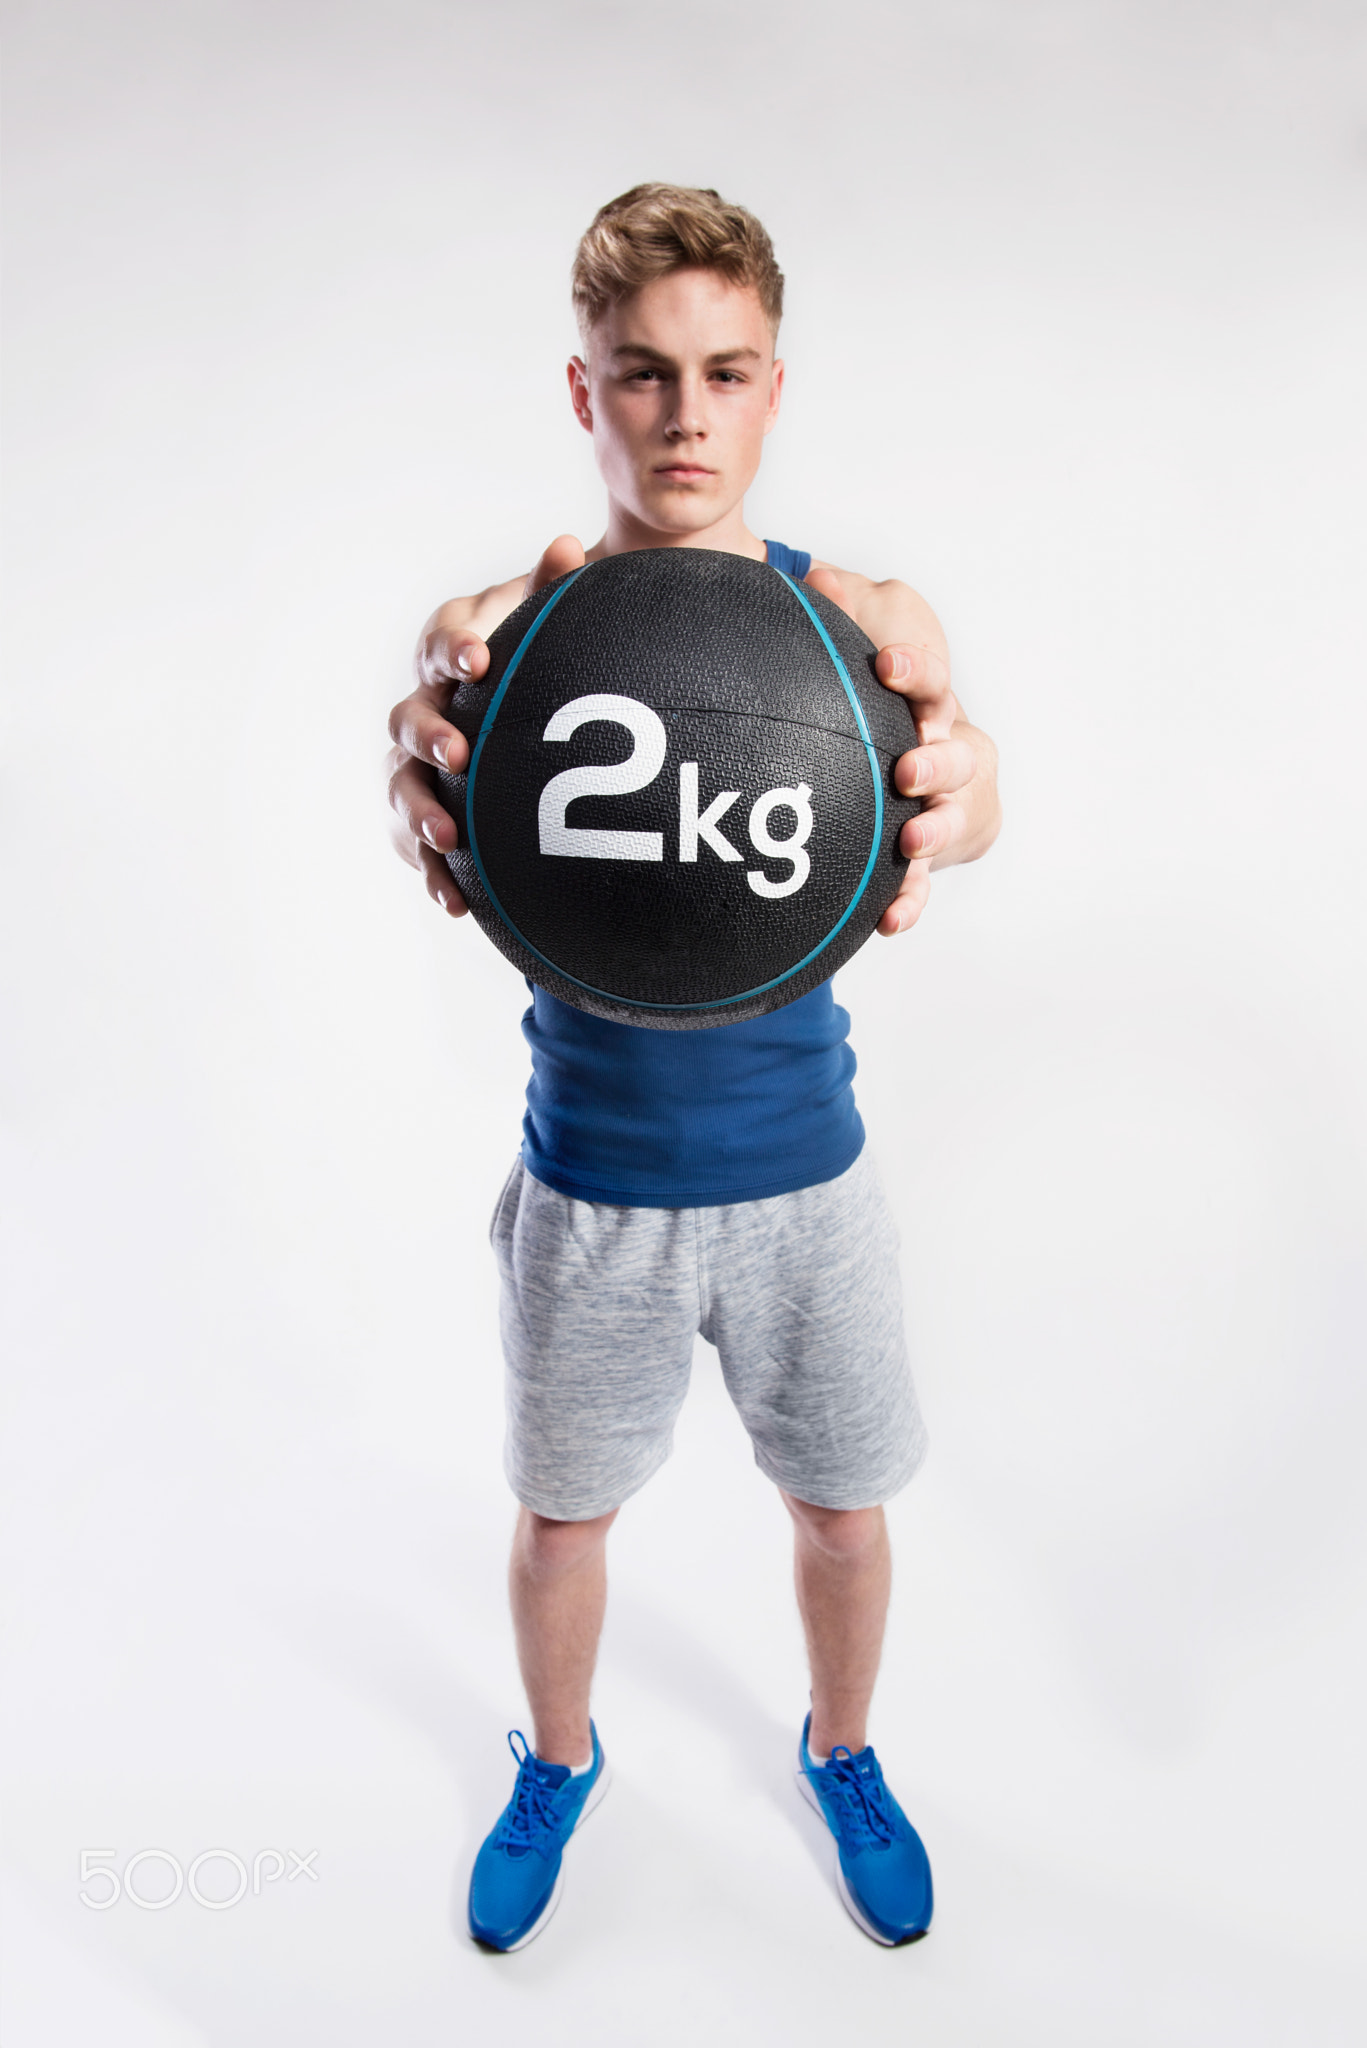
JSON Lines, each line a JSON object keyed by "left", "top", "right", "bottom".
{"left": 808, "top": 560, "right": 947, "bottom": 659}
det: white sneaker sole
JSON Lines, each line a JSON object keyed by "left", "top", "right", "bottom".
{"left": 495, "top": 1760, "right": 613, "bottom": 1954}
{"left": 795, "top": 1767, "right": 903, "bottom": 1949}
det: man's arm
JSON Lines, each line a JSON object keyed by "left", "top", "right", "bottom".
{"left": 386, "top": 536, "right": 587, "bottom": 915}
{"left": 806, "top": 562, "right": 1002, "bottom": 935}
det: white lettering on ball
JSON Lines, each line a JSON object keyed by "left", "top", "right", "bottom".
{"left": 747, "top": 784, "right": 814, "bottom": 898}
{"left": 538, "top": 695, "right": 666, "bottom": 860}
{"left": 678, "top": 762, "right": 742, "bottom": 862}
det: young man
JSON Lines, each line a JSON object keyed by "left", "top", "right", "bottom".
{"left": 385, "top": 185, "right": 1001, "bottom": 1951}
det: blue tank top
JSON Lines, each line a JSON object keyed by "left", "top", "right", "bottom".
{"left": 518, "top": 539, "right": 865, "bottom": 1208}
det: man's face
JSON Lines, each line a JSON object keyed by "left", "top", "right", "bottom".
{"left": 569, "top": 269, "right": 783, "bottom": 536}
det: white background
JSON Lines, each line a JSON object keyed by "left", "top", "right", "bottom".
{"left": 3, "top": 1, "right": 1365, "bottom": 2041}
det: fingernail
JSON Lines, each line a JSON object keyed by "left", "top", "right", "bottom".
{"left": 891, "top": 652, "right": 909, "bottom": 681}
{"left": 422, "top": 819, "right": 440, "bottom": 848}
{"left": 454, "top": 648, "right": 473, "bottom": 677}
{"left": 432, "top": 736, "right": 449, "bottom": 769}
{"left": 912, "top": 751, "right": 930, "bottom": 788}
{"left": 436, "top": 888, "right": 449, "bottom": 911}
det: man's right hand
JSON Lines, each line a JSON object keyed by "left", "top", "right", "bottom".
{"left": 385, "top": 535, "right": 588, "bottom": 915}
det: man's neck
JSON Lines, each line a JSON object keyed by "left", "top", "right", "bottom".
{"left": 588, "top": 500, "right": 767, "bottom": 562}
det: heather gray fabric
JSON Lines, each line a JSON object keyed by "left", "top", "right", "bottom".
{"left": 490, "top": 1150, "right": 927, "bottom": 1520}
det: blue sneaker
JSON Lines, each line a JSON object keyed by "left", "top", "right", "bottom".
{"left": 467, "top": 1724, "right": 610, "bottom": 1951}
{"left": 797, "top": 1713, "right": 933, "bottom": 1945}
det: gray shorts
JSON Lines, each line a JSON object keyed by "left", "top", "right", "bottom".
{"left": 490, "top": 1149, "right": 927, "bottom": 1521}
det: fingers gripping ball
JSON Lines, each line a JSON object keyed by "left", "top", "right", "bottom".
{"left": 439, "top": 550, "right": 920, "bottom": 1029}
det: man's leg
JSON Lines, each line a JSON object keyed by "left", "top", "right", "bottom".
{"left": 468, "top": 1503, "right": 618, "bottom": 1950}
{"left": 494, "top": 1160, "right": 694, "bottom": 1771}
{"left": 474, "top": 1165, "right": 693, "bottom": 1948}
{"left": 781, "top": 1492, "right": 890, "bottom": 1757}
{"left": 783, "top": 1489, "right": 932, "bottom": 1944}
{"left": 508, "top": 1505, "right": 617, "bottom": 1766}
{"left": 704, "top": 1157, "right": 932, "bottom": 1942}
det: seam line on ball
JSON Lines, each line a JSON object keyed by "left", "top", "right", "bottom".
{"left": 466, "top": 562, "right": 884, "bottom": 1012}
{"left": 772, "top": 568, "right": 885, "bottom": 919}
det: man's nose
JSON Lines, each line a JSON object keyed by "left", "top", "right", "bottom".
{"left": 666, "top": 377, "right": 707, "bottom": 439}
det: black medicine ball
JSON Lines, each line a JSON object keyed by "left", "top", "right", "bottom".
{"left": 439, "top": 548, "right": 920, "bottom": 1030}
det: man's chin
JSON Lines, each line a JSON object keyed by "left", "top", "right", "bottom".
{"left": 636, "top": 489, "right": 731, "bottom": 536}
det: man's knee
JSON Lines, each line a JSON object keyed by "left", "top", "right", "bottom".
{"left": 515, "top": 1504, "right": 617, "bottom": 1576}
{"left": 782, "top": 1492, "right": 886, "bottom": 1563}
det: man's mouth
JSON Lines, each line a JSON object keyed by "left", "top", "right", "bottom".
{"left": 654, "top": 463, "right": 714, "bottom": 478}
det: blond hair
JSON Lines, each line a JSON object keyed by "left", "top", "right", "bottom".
{"left": 572, "top": 184, "right": 784, "bottom": 341}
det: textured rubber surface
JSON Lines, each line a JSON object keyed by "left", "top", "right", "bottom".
{"left": 440, "top": 550, "right": 919, "bottom": 1029}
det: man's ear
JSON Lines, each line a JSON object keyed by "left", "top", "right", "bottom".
{"left": 568, "top": 356, "right": 593, "bottom": 434}
{"left": 763, "top": 356, "right": 785, "bottom": 436}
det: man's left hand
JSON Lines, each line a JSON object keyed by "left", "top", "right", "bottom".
{"left": 805, "top": 565, "right": 1001, "bottom": 935}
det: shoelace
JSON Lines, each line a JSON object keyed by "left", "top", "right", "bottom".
{"left": 823, "top": 1745, "right": 896, "bottom": 1850}
{"left": 494, "top": 1730, "right": 564, "bottom": 1852}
